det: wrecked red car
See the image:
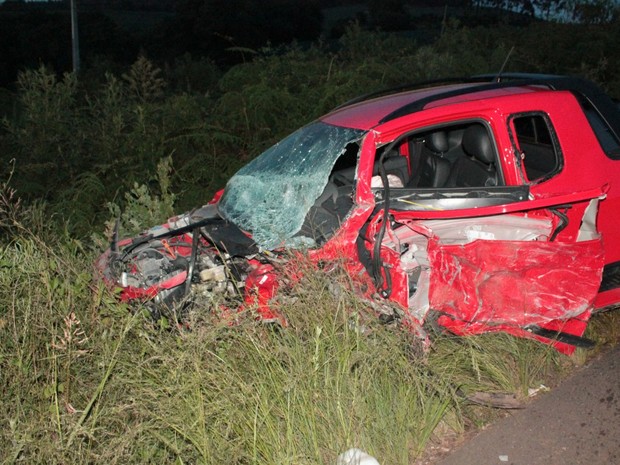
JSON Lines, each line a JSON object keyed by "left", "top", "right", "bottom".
{"left": 96, "top": 74, "right": 620, "bottom": 354}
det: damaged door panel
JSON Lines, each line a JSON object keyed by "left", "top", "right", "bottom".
{"left": 356, "top": 154, "right": 607, "bottom": 353}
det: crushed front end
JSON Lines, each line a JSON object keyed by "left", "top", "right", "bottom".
{"left": 95, "top": 204, "right": 283, "bottom": 323}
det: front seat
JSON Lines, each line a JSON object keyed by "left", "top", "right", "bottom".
{"left": 447, "top": 125, "right": 498, "bottom": 188}
{"left": 373, "top": 149, "right": 411, "bottom": 186}
{"left": 409, "top": 131, "right": 452, "bottom": 187}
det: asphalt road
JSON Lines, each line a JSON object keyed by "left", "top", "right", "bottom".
{"left": 437, "top": 345, "right": 620, "bottom": 465}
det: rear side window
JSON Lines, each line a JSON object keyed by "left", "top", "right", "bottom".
{"left": 511, "top": 113, "right": 562, "bottom": 182}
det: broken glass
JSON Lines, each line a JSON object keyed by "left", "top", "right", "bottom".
{"left": 219, "top": 121, "right": 364, "bottom": 250}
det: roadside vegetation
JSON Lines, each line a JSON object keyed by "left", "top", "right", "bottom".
{"left": 5, "top": 203, "right": 616, "bottom": 464}
{"left": 1, "top": 19, "right": 620, "bottom": 465}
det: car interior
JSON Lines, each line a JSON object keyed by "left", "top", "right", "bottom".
{"left": 298, "top": 122, "right": 505, "bottom": 244}
{"left": 373, "top": 122, "right": 502, "bottom": 189}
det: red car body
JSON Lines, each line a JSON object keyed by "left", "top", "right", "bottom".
{"left": 97, "top": 74, "right": 620, "bottom": 354}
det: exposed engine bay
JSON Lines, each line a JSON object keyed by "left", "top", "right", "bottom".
{"left": 96, "top": 204, "right": 278, "bottom": 320}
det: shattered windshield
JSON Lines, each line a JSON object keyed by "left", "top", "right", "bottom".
{"left": 219, "top": 121, "right": 364, "bottom": 250}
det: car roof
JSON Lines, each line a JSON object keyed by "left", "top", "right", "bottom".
{"left": 320, "top": 82, "right": 536, "bottom": 129}
{"left": 320, "top": 83, "right": 472, "bottom": 130}
{"left": 320, "top": 74, "right": 620, "bottom": 139}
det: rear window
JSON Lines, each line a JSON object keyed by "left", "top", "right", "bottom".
{"left": 511, "top": 113, "right": 562, "bottom": 182}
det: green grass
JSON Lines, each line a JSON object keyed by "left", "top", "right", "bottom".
{"left": 1, "top": 230, "right": 618, "bottom": 464}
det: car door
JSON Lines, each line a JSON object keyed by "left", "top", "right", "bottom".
{"left": 357, "top": 116, "right": 606, "bottom": 353}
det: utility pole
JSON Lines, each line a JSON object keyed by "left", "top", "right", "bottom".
{"left": 70, "top": 0, "right": 80, "bottom": 73}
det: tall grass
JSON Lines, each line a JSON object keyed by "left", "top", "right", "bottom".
{"left": 91, "top": 268, "right": 461, "bottom": 464}
{"left": 3, "top": 222, "right": 610, "bottom": 464}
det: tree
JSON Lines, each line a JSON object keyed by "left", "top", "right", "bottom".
{"left": 568, "top": 0, "right": 617, "bottom": 23}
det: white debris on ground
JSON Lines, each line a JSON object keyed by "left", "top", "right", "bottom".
{"left": 336, "top": 448, "right": 380, "bottom": 465}
{"left": 528, "top": 384, "right": 550, "bottom": 397}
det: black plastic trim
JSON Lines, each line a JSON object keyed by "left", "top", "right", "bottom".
{"left": 599, "top": 261, "right": 620, "bottom": 292}
{"left": 527, "top": 325, "right": 596, "bottom": 348}
{"left": 375, "top": 185, "right": 530, "bottom": 211}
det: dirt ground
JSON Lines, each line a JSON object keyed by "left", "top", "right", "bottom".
{"left": 423, "top": 344, "right": 620, "bottom": 465}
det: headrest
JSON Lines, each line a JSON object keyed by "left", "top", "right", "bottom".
{"left": 425, "top": 131, "right": 449, "bottom": 154}
{"left": 462, "top": 125, "right": 495, "bottom": 164}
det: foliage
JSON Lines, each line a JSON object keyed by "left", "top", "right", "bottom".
{"left": 101, "top": 155, "right": 177, "bottom": 242}
{"left": 3, "top": 67, "right": 80, "bottom": 197}
{"left": 2, "top": 225, "right": 597, "bottom": 464}
{"left": 566, "top": 0, "right": 619, "bottom": 24}
{"left": 0, "top": 234, "right": 139, "bottom": 463}
{"left": 123, "top": 55, "right": 167, "bottom": 103}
